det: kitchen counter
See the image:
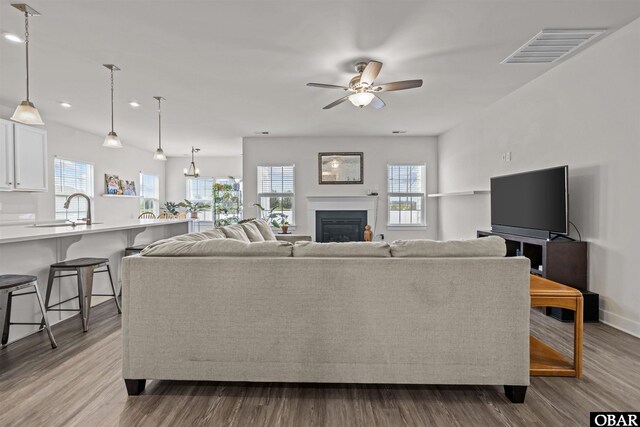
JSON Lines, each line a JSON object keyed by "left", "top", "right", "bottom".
{"left": 0, "top": 219, "right": 189, "bottom": 244}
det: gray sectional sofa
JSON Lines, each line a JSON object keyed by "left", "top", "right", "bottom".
{"left": 121, "top": 224, "right": 531, "bottom": 403}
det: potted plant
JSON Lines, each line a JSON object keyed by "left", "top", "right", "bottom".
{"left": 163, "top": 201, "right": 180, "bottom": 216}
{"left": 178, "top": 199, "right": 212, "bottom": 219}
{"left": 254, "top": 203, "right": 289, "bottom": 233}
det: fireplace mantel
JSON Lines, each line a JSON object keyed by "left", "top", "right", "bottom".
{"left": 306, "top": 195, "right": 379, "bottom": 241}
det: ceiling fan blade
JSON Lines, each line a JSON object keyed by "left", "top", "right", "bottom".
{"left": 372, "top": 80, "right": 423, "bottom": 92}
{"left": 323, "top": 95, "right": 350, "bottom": 109}
{"left": 370, "top": 95, "right": 385, "bottom": 110}
{"left": 360, "top": 61, "right": 383, "bottom": 86}
{"left": 307, "top": 83, "right": 349, "bottom": 90}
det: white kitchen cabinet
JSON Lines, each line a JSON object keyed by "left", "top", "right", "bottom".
{"left": 0, "top": 119, "right": 48, "bottom": 192}
{"left": 0, "top": 119, "right": 14, "bottom": 190}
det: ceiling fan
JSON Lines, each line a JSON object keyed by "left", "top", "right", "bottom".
{"left": 307, "top": 60, "right": 422, "bottom": 110}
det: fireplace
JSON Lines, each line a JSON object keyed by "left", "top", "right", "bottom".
{"left": 316, "top": 210, "right": 367, "bottom": 242}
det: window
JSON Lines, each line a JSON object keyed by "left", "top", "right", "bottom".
{"left": 54, "top": 158, "right": 94, "bottom": 221}
{"left": 140, "top": 173, "right": 160, "bottom": 215}
{"left": 387, "top": 164, "right": 426, "bottom": 226}
{"left": 257, "top": 165, "right": 295, "bottom": 225}
{"left": 186, "top": 177, "right": 214, "bottom": 220}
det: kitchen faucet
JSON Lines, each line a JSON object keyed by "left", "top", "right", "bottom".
{"left": 63, "top": 193, "right": 92, "bottom": 225}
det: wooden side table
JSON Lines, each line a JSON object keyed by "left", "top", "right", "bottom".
{"left": 530, "top": 275, "right": 583, "bottom": 378}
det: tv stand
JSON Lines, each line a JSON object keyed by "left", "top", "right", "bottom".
{"left": 477, "top": 230, "right": 599, "bottom": 322}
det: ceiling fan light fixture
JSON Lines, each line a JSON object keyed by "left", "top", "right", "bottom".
{"left": 348, "top": 91, "right": 375, "bottom": 107}
{"left": 103, "top": 131, "right": 123, "bottom": 149}
{"left": 11, "top": 100, "right": 44, "bottom": 125}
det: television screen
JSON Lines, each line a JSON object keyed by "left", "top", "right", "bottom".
{"left": 491, "top": 166, "right": 568, "bottom": 235}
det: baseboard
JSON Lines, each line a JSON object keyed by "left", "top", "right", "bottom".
{"left": 599, "top": 308, "right": 640, "bottom": 339}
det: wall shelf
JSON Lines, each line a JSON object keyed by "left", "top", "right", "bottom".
{"left": 102, "top": 194, "right": 139, "bottom": 198}
{"left": 427, "top": 190, "right": 490, "bottom": 198}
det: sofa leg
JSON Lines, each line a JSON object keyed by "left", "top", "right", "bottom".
{"left": 504, "top": 385, "right": 527, "bottom": 403}
{"left": 124, "top": 379, "right": 146, "bottom": 395}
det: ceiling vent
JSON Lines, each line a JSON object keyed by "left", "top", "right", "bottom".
{"left": 502, "top": 29, "right": 605, "bottom": 64}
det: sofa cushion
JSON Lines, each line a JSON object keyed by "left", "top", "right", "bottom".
{"left": 252, "top": 219, "right": 277, "bottom": 241}
{"left": 293, "top": 241, "right": 391, "bottom": 258}
{"left": 142, "top": 229, "right": 225, "bottom": 250}
{"left": 390, "top": 236, "right": 506, "bottom": 258}
{"left": 221, "top": 224, "right": 251, "bottom": 242}
{"left": 203, "top": 228, "right": 226, "bottom": 239}
{"left": 141, "top": 239, "right": 293, "bottom": 257}
{"left": 241, "top": 222, "right": 265, "bottom": 242}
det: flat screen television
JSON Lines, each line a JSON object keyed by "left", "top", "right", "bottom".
{"left": 490, "top": 166, "right": 568, "bottom": 239}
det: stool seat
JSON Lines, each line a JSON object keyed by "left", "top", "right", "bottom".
{"left": 0, "top": 274, "right": 38, "bottom": 289}
{"left": 51, "top": 257, "right": 109, "bottom": 269}
{"left": 125, "top": 244, "right": 147, "bottom": 252}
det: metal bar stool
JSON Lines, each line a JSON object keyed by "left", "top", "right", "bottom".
{"left": 41, "top": 258, "right": 121, "bottom": 332}
{"left": 124, "top": 244, "right": 147, "bottom": 257}
{"left": 0, "top": 275, "right": 57, "bottom": 349}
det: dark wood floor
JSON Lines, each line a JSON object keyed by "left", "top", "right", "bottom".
{"left": 1, "top": 302, "right": 639, "bottom": 427}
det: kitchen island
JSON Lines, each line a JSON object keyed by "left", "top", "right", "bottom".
{"left": 0, "top": 219, "right": 188, "bottom": 344}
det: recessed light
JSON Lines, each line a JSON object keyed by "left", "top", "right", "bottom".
{"left": 59, "top": 101, "right": 72, "bottom": 108}
{"left": 254, "top": 131, "right": 269, "bottom": 135}
{"left": 2, "top": 32, "right": 23, "bottom": 43}
{"left": 129, "top": 101, "right": 140, "bottom": 108}
{"left": 392, "top": 130, "right": 407, "bottom": 134}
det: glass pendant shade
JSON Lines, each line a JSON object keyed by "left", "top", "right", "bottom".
{"left": 153, "top": 147, "right": 167, "bottom": 161}
{"left": 11, "top": 100, "right": 44, "bottom": 125}
{"left": 348, "top": 91, "right": 375, "bottom": 107}
{"left": 103, "top": 131, "right": 123, "bottom": 148}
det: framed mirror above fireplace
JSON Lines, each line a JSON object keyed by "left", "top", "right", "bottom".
{"left": 318, "top": 152, "right": 363, "bottom": 184}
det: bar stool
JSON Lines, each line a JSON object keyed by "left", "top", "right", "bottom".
{"left": 124, "top": 244, "right": 147, "bottom": 257}
{"left": 0, "top": 275, "right": 57, "bottom": 349}
{"left": 41, "top": 258, "right": 121, "bottom": 332}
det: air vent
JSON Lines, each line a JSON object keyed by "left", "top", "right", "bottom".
{"left": 502, "top": 29, "right": 605, "bottom": 64}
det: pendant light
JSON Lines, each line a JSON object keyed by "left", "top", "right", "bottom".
{"left": 183, "top": 147, "right": 200, "bottom": 177}
{"left": 10, "top": 4, "right": 44, "bottom": 125}
{"left": 103, "top": 64, "right": 123, "bottom": 148}
{"left": 153, "top": 96, "right": 167, "bottom": 161}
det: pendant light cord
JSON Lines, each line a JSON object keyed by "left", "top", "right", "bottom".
{"left": 24, "top": 11, "right": 30, "bottom": 102}
{"left": 110, "top": 68, "right": 115, "bottom": 133}
{"left": 158, "top": 98, "right": 162, "bottom": 149}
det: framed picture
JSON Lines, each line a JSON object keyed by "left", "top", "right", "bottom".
{"left": 104, "top": 174, "right": 123, "bottom": 195}
{"left": 318, "top": 152, "right": 364, "bottom": 184}
{"left": 123, "top": 180, "right": 137, "bottom": 196}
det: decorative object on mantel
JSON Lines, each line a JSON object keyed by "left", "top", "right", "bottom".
{"left": 318, "top": 152, "right": 363, "bottom": 184}
{"left": 254, "top": 203, "right": 288, "bottom": 233}
{"left": 152, "top": 96, "right": 167, "bottom": 161}
{"left": 364, "top": 225, "right": 373, "bottom": 241}
{"left": 178, "top": 199, "right": 211, "bottom": 219}
{"left": 183, "top": 146, "right": 200, "bottom": 177}
{"left": 102, "top": 64, "right": 123, "bottom": 148}
{"left": 10, "top": 4, "right": 44, "bottom": 125}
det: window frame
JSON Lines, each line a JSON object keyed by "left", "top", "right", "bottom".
{"left": 54, "top": 156, "right": 95, "bottom": 221}
{"left": 256, "top": 164, "right": 296, "bottom": 227}
{"left": 139, "top": 172, "right": 160, "bottom": 216}
{"left": 185, "top": 177, "right": 214, "bottom": 221}
{"left": 386, "top": 164, "right": 427, "bottom": 227}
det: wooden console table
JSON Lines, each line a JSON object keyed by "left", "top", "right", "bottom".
{"left": 530, "top": 275, "right": 583, "bottom": 377}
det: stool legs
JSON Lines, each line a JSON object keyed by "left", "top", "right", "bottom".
{"left": 106, "top": 265, "right": 121, "bottom": 314}
{"left": 39, "top": 269, "right": 56, "bottom": 330}
{"left": 1, "top": 290, "right": 11, "bottom": 348}
{"left": 77, "top": 267, "right": 94, "bottom": 333}
{"left": 33, "top": 282, "right": 57, "bottom": 349}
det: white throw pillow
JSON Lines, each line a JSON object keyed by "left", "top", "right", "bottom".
{"left": 293, "top": 241, "right": 391, "bottom": 258}
{"left": 241, "top": 222, "right": 265, "bottom": 242}
{"left": 390, "top": 236, "right": 506, "bottom": 257}
{"left": 252, "top": 219, "right": 277, "bottom": 241}
{"left": 141, "top": 239, "right": 292, "bottom": 257}
{"left": 221, "top": 224, "right": 251, "bottom": 242}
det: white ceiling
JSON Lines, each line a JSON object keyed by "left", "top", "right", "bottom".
{"left": 1, "top": 1, "right": 640, "bottom": 157}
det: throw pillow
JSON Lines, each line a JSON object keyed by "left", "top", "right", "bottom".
{"left": 221, "top": 224, "right": 251, "bottom": 242}
{"left": 252, "top": 219, "right": 277, "bottom": 241}
{"left": 241, "top": 222, "right": 265, "bottom": 242}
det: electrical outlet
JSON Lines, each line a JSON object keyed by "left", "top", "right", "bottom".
{"left": 506, "top": 151, "right": 512, "bottom": 162}
{"left": 501, "top": 153, "right": 506, "bottom": 161}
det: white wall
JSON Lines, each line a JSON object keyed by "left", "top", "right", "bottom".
{"left": 438, "top": 18, "right": 640, "bottom": 336}
{"left": 243, "top": 136, "right": 438, "bottom": 241}
{"left": 164, "top": 155, "right": 243, "bottom": 203}
{"left": 0, "top": 105, "right": 166, "bottom": 223}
